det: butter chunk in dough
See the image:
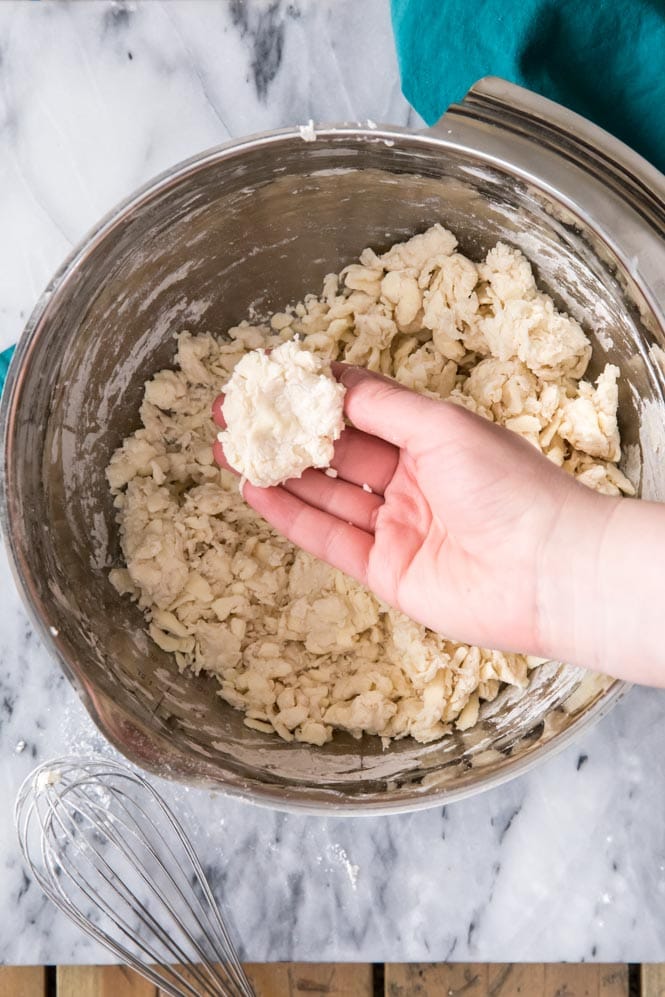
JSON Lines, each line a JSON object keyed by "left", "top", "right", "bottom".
{"left": 479, "top": 243, "right": 592, "bottom": 380}
{"left": 218, "top": 339, "right": 346, "bottom": 487}
{"left": 559, "top": 364, "right": 621, "bottom": 462}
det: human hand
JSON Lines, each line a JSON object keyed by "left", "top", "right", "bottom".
{"left": 213, "top": 364, "right": 628, "bottom": 663}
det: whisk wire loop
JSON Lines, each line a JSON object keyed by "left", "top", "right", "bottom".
{"left": 22, "top": 791, "right": 199, "bottom": 997}
{"left": 59, "top": 785, "right": 231, "bottom": 992}
{"left": 15, "top": 756, "right": 255, "bottom": 997}
{"left": 45, "top": 795, "right": 213, "bottom": 996}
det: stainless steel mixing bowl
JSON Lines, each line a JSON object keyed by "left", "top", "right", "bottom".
{"left": 3, "top": 78, "right": 665, "bottom": 814}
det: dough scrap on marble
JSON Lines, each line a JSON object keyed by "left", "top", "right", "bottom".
{"left": 217, "top": 338, "right": 346, "bottom": 488}
{"left": 106, "top": 227, "right": 634, "bottom": 748}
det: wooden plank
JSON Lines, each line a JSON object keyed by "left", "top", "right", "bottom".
{"left": 543, "top": 964, "right": 629, "bottom": 996}
{"left": 56, "top": 965, "right": 156, "bottom": 996}
{"left": 385, "top": 963, "right": 488, "bottom": 995}
{"left": 245, "top": 962, "right": 373, "bottom": 996}
{"left": 385, "top": 963, "right": 630, "bottom": 996}
{"left": 0, "top": 966, "right": 46, "bottom": 997}
{"left": 642, "top": 964, "right": 665, "bottom": 997}
{"left": 58, "top": 962, "right": 371, "bottom": 997}
{"left": 490, "top": 964, "right": 544, "bottom": 994}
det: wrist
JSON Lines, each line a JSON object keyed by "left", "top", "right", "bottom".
{"left": 535, "top": 482, "right": 621, "bottom": 671}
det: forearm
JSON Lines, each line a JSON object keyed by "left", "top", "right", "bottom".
{"left": 539, "top": 487, "right": 665, "bottom": 684}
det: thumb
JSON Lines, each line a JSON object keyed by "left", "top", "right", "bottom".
{"left": 334, "top": 363, "right": 442, "bottom": 450}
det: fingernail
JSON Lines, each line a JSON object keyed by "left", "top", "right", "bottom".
{"left": 338, "top": 365, "right": 365, "bottom": 387}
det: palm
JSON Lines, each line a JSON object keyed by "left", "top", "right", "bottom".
{"left": 365, "top": 412, "right": 568, "bottom": 649}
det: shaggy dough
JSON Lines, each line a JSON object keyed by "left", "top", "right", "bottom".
{"left": 107, "top": 225, "right": 634, "bottom": 747}
{"left": 218, "top": 338, "right": 346, "bottom": 487}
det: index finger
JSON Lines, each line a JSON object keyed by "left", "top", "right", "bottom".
{"left": 333, "top": 362, "right": 439, "bottom": 451}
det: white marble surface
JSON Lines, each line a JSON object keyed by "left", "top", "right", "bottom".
{"left": 2, "top": 0, "right": 665, "bottom": 967}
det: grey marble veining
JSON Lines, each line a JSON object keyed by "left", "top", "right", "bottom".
{"left": 1, "top": 0, "right": 665, "bottom": 967}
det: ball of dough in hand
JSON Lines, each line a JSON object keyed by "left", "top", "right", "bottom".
{"left": 218, "top": 339, "right": 346, "bottom": 488}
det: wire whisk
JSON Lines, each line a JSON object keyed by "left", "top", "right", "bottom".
{"left": 15, "top": 755, "right": 255, "bottom": 997}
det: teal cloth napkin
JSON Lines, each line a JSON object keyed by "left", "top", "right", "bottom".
{"left": 0, "top": 346, "right": 15, "bottom": 394}
{"left": 391, "top": 0, "right": 665, "bottom": 174}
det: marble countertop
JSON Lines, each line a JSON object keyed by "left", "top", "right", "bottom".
{"left": 2, "top": 0, "right": 665, "bottom": 966}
